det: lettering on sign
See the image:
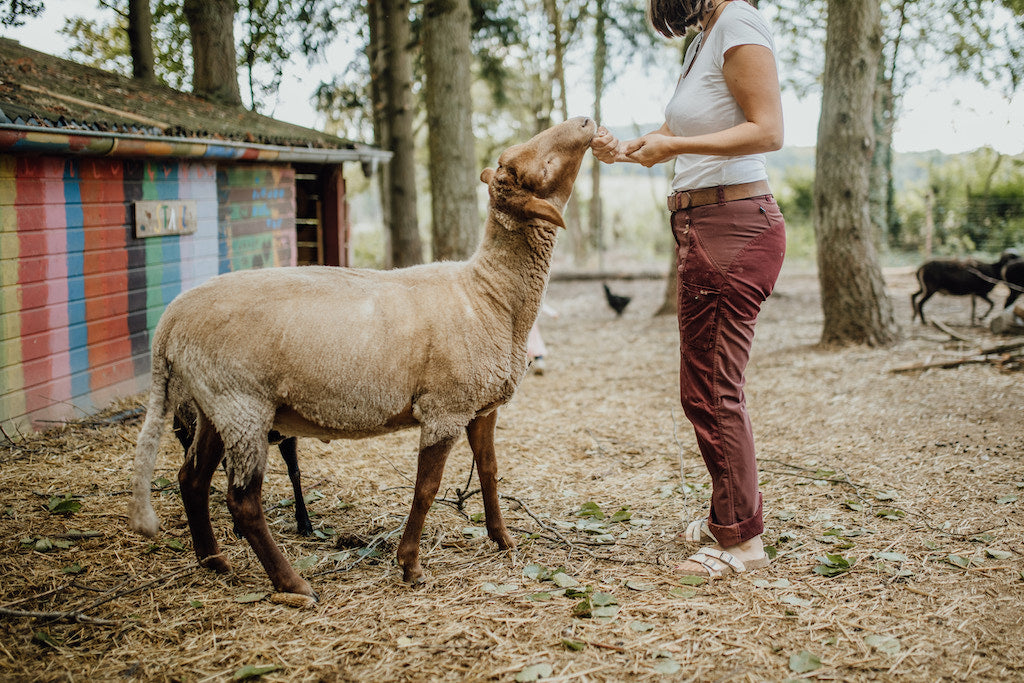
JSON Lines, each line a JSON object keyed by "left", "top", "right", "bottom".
{"left": 134, "top": 200, "right": 198, "bottom": 238}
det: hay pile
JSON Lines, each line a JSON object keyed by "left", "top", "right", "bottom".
{"left": 2, "top": 264, "right": 1022, "bottom": 681}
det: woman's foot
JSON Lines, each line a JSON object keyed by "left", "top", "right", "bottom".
{"left": 675, "top": 535, "right": 769, "bottom": 578}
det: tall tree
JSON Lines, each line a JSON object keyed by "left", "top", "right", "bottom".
{"left": 183, "top": 0, "right": 242, "bottom": 106}
{"left": 381, "top": 0, "right": 424, "bottom": 267}
{"left": 0, "top": 0, "right": 42, "bottom": 26}
{"left": 423, "top": 0, "right": 479, "bottom": 261}
{"left": 814, "top": 0, "right": 896, "bottom": 346}
{"left": 128, "top": 0, "right": 155, "bottom": 81}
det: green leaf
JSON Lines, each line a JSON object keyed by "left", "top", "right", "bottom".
{"left": 764, "top": 545, "right": 778, "bottom": 560}
{"left": 864, "top": 634, "right": 901, "bottom": 656}
{"left": 462, "top": 526, "right": 487, "bottom": 539}
{"left": 293, "top": 554, "right": 319, "bottom": 571}
{"left": 669, "top": 587, "right": 697, "bottom": 599}
{"left": 190, "top": 600, "right": 203, "bottom": 608}
{"left": 843, "top": 501, "right": 865, "bottom": 511}
{"left": 561, "top": 638, "right": 586, "bottom": 651}
{"left": 874, "top": 491, "right": 898, "bottom": 501}
{"left": 590, "top": 592, "right": 618, "bottom": 606}
{"left": 946, "top": 554, "right": 971, "bottom": 569}
{"left": 47, "top": 495, "right": 81, "bottom": 516}
{"left": 789, "top": 650, "right": 822, "bottom": 673}
{"left": 232, "top": 664, "right": 281, "bottom": 680}
{"left": 873, "top": 551, "right": 908, "bottom": 562}
{"left": 526, "top": 592, "right": 552, "bottom": 602}
{"left": 577, "top": 501, "right": 605, "bottom": 520}
{"left": 591, "top": 605, "right": 620, "bottom": 620}
{"left": 776, "top": 509, "right": 797, "bottom": 521}
{"left": 678, "top": 575, "right": 706, "bottom": 586}
{"left": 813, "top": 553, "right": 853, "bottom": 577}
{"left": 481, "top": 582, "right": 518, "bottom": 594}
{"left": 996, "top": 495, "right": 1018, "bottom": 505}
{"left": 61, "top": 562, "right": 85, "bottom": 575}
{"left": 875, "top": 509, "right": 906, "bottom": 520}
{"left": 609, "top": 507, "right": 632, "bottom": 523}
{"left": 470, "top": 512, "right": 485, "bottom": 522}
{"left": 515, "top": 663, "right": 553, "bottom": 682}
{"left": 302, "top": 490, "right": 325, "bottom": 504}
{"left": 551, "top": 572, "right": 579, "bottom": 588}
{"left": 33, "top": 537, "right": 53, "bottom": 553}
{"left": 153, "top": 477, "right": 173, "bottom": 489}
{"left": 523, "top": 563, "right": 548, "bottom": 581}
{"left": 986, "top": 549, "right": 1013, "bottom": 560}
{"left": 234, "top": 592, "right": 267, "bottom": 603}
{"left": 166, "top": 539, "right": 185, "bottom": 552}
{"left": 277, "top": 498, "right": 295, "bottom": 508}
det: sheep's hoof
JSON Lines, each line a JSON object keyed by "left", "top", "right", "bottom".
{"left": 401, "top": 564, "right": 426, "bottom": 585}
{"left": 200, "top": 554, "right": 231, "bottom": 574}
{"left": 491, "top": 528, "right": 516, "bottom": 550}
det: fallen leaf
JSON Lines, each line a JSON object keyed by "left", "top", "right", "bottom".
{"left": 515, "top": 662, "right": 553, "bottom": 681}
{"left": 669, "top": 586, "right": 696, "bottom": 599}
{"left": 561, "top": 638, "right": 586, "bottom": 651}
{"left": 789, "top": 650, "right": 822, "bottom": 673}
{"left": 232, "top": 664, "right": 280, "bottom": 680}
{"left": 629, "top": 620, "right": 655, "bottom": 632}
{"left": 234, "top": 592, "right": 267, "bottom": 604}
{"left": 864, "top": 634, "right": 901, "bottom": 656}
{"left": 652, "top": 658, "right": 681, "bottom": 674}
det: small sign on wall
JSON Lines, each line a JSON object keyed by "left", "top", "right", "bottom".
{"left": 134, "top": 200, "right": 198, "bottom": 238}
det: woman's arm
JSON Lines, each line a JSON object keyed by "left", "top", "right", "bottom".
{"left": 623, "top": 43, "right": 784, "bottom": 168}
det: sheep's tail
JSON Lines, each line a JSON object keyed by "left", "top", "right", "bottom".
{"left": 128, "top": 352, "right": 171, "bottom": 537}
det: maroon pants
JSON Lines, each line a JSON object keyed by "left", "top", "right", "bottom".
{"left": 672, "top": 194, "right": 786, "bottom": 547}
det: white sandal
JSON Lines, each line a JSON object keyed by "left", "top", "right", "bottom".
{"left": 676, "top": 546, "right": 770, "bottom": 579}
{"left": 679, "top": 518, "right": 716, "bottom": 544}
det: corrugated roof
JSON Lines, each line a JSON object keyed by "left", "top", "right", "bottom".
{"left": 0, "top": 38, "right": 384, "bottom": 161}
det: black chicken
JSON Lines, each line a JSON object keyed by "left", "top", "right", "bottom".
{"left": 603, "top": 283, "right": 631, "bottom": 317}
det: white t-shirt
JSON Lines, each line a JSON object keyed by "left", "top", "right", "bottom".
{"left": 664, "top": 1, "right": 776, "bottom": 193}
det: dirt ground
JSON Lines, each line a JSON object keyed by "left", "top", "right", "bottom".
{"left": 1, "top": 263, "right": 1022, "bottom": 682}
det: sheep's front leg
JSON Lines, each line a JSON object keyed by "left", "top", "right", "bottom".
{"left": 397, "top": 436, "right": 457, "bottom": 584}
{"left": 178, "top": 415, "right": 230, "bottom": 574}
{"left": 466, "top": 411, "right": 515, "bottom": 550}
{"left": 226, "top": 456, "right": 316, "bottom": 599}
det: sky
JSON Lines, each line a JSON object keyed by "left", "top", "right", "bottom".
{"left": 4, "top": 0, "right": 1023, "bottom": 156}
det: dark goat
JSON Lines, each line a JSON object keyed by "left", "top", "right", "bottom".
{"left": 911, "top": 251, "right": 1019, "bottom": 325}
{"left": 173, "top": 406, "right": 313, "bottom": 537}
{"left": 1001, "top": 258, "right": 1024, "bottom": 309}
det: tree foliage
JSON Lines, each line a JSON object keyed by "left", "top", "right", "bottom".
{"left": 0, "top": 0, "right": 42, "bottom": 26}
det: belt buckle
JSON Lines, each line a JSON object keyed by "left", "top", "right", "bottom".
{"left": 672, "top": 191, "right": 691, "bottom": 210}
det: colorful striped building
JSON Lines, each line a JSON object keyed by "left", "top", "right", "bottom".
{"left": 0, "top": 40, "right": 389, "bottom": 434}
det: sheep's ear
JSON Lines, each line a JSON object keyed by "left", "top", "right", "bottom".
{"left": 481, "top": 168, "right": 495, "bottom": 184}
{"left": 522, "top": 196, "right": 566, "bottom": 229}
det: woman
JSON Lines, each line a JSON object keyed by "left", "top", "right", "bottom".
{"left": 591, "top": 0, "right": 786, "bottom": 578}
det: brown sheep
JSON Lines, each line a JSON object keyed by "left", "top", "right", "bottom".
{"left": 129, "top": 117, "right": 597, "bottom": 599}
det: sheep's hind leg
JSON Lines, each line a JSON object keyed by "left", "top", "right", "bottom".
{"left": 397, "top": 436, "right": 457, "bottom": 584}
{"left": 466, "top": 411, "right": 515, "bottom": 550}
{"left": 278, "top": 437, "right": 312, "bottom": 536}
{"left": 178, "top": 415, "right": 230, "bottom": 574}
{"left": 225, "top": 442, "right": 316, "bottom": 598}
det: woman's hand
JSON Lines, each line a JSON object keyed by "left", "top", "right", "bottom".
{"left": 591, "top": 127, "right": 631, "bottom": 164}
{"left": 623, "top": 133, "right": 678, "bottom": 168}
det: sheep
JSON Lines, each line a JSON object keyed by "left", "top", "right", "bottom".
{"left": 129, "top": 116, "right": 597, "bottom": 598}
{"left": 172, "top": 404, "right": 312, "bottom": 536}
{"left": 1001, "top": 257, "right": 1024, "bottom": 310}
{"left": 910, "top": 251, "right": 1019, "bottom": 325}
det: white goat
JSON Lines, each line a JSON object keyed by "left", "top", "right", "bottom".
{"left": 129, "top": 117, "right": 597, "bottom": 598}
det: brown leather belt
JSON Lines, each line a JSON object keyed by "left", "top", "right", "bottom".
{"left": 667, "top": 179, "right": 771, "bottom": 211}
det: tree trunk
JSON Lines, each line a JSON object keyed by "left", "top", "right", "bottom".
{"left": 128, "top": 0, "right": 155, "bottom": 82}
{"left": 423, "top": 0, "right": 479, "bottom": 262}
{"left": 814, "top": 0, "right": 896, "bottom": 346}
{"left": 589, "top": 0, "right": 608, "bottom": 268}
{"left": 367, "top": 0, "right": 394, "bottom": 267}
{"left": 183, "top": 0, "right": 241, "bottom": 106}
{"left": 382, "top": 0, "right": 423, "bottom": 267}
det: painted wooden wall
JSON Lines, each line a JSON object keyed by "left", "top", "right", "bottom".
{"left": 0, "top": 156, "right": 296, "bottom": 434}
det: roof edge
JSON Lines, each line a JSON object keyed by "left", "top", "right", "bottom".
{"left": 0, "top": 124, "right": 393, "bottom": 165}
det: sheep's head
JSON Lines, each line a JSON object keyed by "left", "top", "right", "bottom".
{"left": 482, "top": 116, "right": 597, "bottom": 229}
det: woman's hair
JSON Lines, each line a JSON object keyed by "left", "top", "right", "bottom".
{"left": 647, "top": 0, "right": 718, "bottom": 38}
